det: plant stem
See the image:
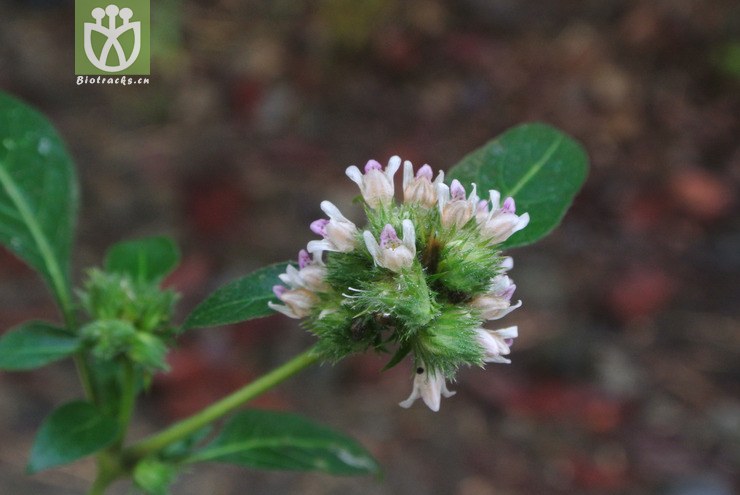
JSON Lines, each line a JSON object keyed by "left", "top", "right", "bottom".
{"left": 115, "top": 360, "right": 137, "bottom": 447}
{"left": 66, "top": 305, "right": 98, "bottom": 405}
{"left": 123, "top": 346, "right": 320, "bottom": 462}
{"left": 87, "top": 451, "right": 122, "bottom": 495}
{"left": 74, "top": 353, "right": 96, "bottom": 401}
{"left": 87, "top": 470, "right": 114, "bottom": 495}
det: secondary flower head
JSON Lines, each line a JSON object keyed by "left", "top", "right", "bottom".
{"left": 270, "top": 156, "right": 528, "bottom": 411}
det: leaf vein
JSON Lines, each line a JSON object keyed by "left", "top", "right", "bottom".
{"left": 506, "top": 135, "right": 564, "bottom": 197}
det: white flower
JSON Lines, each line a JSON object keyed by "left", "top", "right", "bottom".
{"left": 402, "top": 161, "right": 445, "bottom": 207}
{"left": 363, "top": 220, "right": 416, "bottom": 272}
{"left": 307, "top": 201, "right": 358, "bottom": 253}
{"left": 500, "top": 256, "right": 514, "bottom": 272}
{"left": 437, "top": 179, "right": 480, "bottom": 228}
{"left": 399, "top": 364, "right": 456, "bottom": 411}
{"left": 346, "top": 156, "right": 402, "bottom": 208}
{"left": 470, "top": 275, "right": 522, "bottom": 320}
{"left": 476, "top": 191, "right": 530, "bottom": 245}
{"left": 489, "top": 274, "right": 516, "bottom": 298}
{"left": 474, "top": 326, "right": 518, "bottom": 363}
{"left": 278, "top": 249, "right": 329, "bottom": 293}
{"left": 470, "top": 296, "right": 522, "bottom": 320}
{"left": 268, "top": 286, "right": 319, "bottom": 319}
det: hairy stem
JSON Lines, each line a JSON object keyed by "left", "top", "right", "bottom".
{"left": 123, "top": 346, "right": 320, "bottom": 462}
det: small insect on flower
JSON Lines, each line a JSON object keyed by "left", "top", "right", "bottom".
{"left": 270, "top": 156, "right": 528, "bottom": 411}
{"left": 399, "top": 365, "right": 456, "bottom": 412}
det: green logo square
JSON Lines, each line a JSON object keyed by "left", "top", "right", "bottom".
{"left": 75, "top": 0, "right": 150, "bottom": 75}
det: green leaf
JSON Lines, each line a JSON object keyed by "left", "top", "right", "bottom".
{"left": 448, "top": 122, "right": 588, "bottom": 248}
{"left": 0, "top": 92, "right": 78, "bottom": 313}
{"left": 104, "top": 236, "right": 180, "bottom": 284}
{"left": 27, "top": 401, "right": 119, "bottom": 473}
{"left": 182, "top": 263, "right": 290, "bottom": 331}
{"left": 0, "top": 321, "right": 81, "bottom": 371}
{"left": 186, "top": 410, "right": 379, "bottom": 476}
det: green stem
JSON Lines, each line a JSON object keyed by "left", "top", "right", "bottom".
{"left": 115, "top": 360, "right": 137, "bottom": 447}
{"left": 87, "top": 469, "right": 115, "bottom": 495}
{"left": 87, "top": 452, "right": 123, "bottom": 495}
{"left": 123, "top": 346, "right": 320, "bottom": 462}
{"left": 74, "top": 354, "right": 96, "bottom": 402}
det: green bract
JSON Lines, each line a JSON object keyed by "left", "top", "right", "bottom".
{"left": 78, "top": 269, "right": 178, "bottom": 373}
{"left": 79, "top": 269, "right": 178, "bottom": 334}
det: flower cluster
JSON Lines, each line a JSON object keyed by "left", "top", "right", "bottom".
{"left": 270, "top": 157, "right": 529, "bottom": 411}
{"left": 78, "top": 269, "right": 179, "bottom": 374}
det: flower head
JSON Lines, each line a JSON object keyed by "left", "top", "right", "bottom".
{"left": 270, "top": 157, "right": 528, "bottom": 412}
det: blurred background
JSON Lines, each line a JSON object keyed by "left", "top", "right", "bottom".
{"left": 1, "top": 0, "right": 739, "bottom": 493}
